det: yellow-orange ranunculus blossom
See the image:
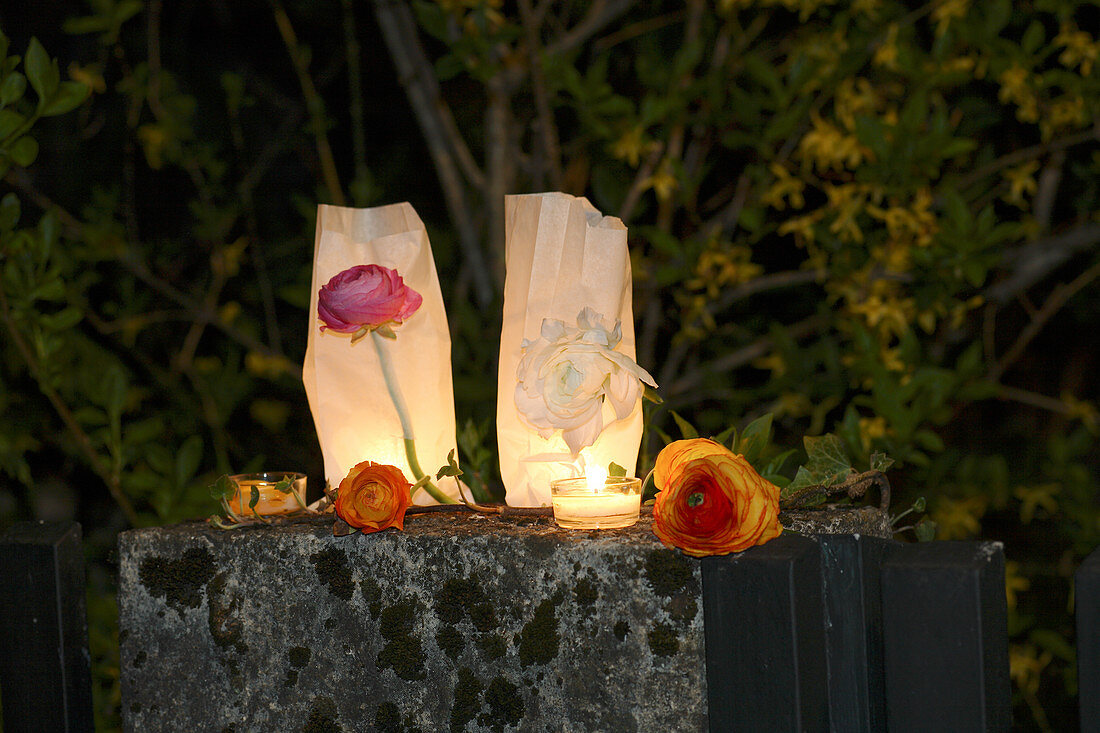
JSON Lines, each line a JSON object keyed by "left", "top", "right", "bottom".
{"left": 652, "top": 439, "right": 782, "bottom": 557}
{"left": 335, "top": 461, "right": 412, "bottom": 534}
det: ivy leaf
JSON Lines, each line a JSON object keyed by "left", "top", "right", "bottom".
{"left": 249, "top": 484, "right": 260, "bottom": 511}
{"left": 436, "top": 448, "right": 463, "bottom": 479}
{"left": 670, "top": 410, "right": 698, "bottom": 440}
{"left": 797, "top": 434, "right": 853, "bottom": 487}
{"left": 608, "top": 462, "right": 627, "bottom": 478}
{"left": 870, "top": 452, "right": 895, "bottom": 473}
{"left": 208, "top": 474, "right": 237, "bottom": 501}
{"left": 914, "top": 518, "right": 937, "bottom": 542}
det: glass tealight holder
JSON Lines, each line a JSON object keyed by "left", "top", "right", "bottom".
{"left": 230, "top": 472, "right": 307, "bottom": 516}
{"left": 550, "top": 476, "right": 643, "bottom": 530}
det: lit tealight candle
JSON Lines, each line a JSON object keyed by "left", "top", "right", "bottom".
{"left": 550, "top": 465, "right": 642, "bottom": 530}
{"left": 230, "top": 472, "right": 307, "bottom": 516}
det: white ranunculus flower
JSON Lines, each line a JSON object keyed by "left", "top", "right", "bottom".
{"left": 514, "top": 307, "right": 658, "bottom": 456}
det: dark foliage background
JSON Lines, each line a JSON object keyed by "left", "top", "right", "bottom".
{"left": 1, "top": 0, "right": 1098, "bottom": 729}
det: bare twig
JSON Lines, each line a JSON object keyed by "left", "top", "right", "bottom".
{"left": 985, "top": 223, "right": 1100, "bottom": 305}
{"left": 518, "top": 0, "right": 564, "bottom": 190}
{"left": 618, "top": 142, "right": 666, "bottom": 223}
{"left": 547, "top": 0, "right": 639, "bottom": 57}
{"left": 485, "top": 74, "right": 515, "bottom": 288}
{"left": 270, "top": 0, "right": 346, "bottom": 205}
{"left": 667, "top": 314, "right": 827, "bottom": 395}
{"left": 781, "top": 469, "right": 891, "bottom": 513}
{"left": 372, "top": 0, "right": 495, "bottom": 306}
{"left": 657, "top": 277, "right": 823, "bottom": 388}
{"left": 954, "top": 124, "right": 1099, "bottom": 193}
{"left": 342, "top": 0, "right": 369, "bottom": 203}
{"left": 996, "top": 385, "right": 1078, "bottom": 417}
{"left": 988, "top": 259, "right": 1100, "bottom": 383}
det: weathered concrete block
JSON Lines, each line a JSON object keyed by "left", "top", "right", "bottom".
{"left": 118, "top": 508, "right": 889, "bottom": 732}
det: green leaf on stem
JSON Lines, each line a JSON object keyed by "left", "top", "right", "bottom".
{"left": 209, "top": 473, "right": 237, "bottom": 501}
{"left": 736, "top": 413, "right": 774, "bottom": 467}
{"left": 0, "top": 72, "right": 25, "bottom": 106}
{"left": 9, "top": 136, "right": 37, "bottom": 167}
{"left": 914, "top": 518, "right": 937, "bottom": 542}
{"left": 25, "top": 38, "right": 59, "bottom": 107}
{"left": 670, "top": 410, "right": 698, "bottom": 440}
{"left": 799, "top": 434, "right": 853, "bottom": 486}
{"left": 273, "top": 477, "right": 294, "bottom": 494}
{"left": 40, "top": 80, "right": 90, "bottom": 117}
{"left": 436, "top": 448, "right": 463, "bottom": 480}
{"left": 870, "top": 452, "right": 895, "bottom": 472}
{"left": 608, "top": 462, "right": 627, "bottom": 478}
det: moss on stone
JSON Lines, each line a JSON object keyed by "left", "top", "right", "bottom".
{"left": 132, "top": 650, "right": 147, "bottom": 668}
{"left": 435, "top": 575, "right": 493, "bottom": 628}
{"left": 469, "top": 602, "right": 497, "bottom": 632}
{"left": 289, "top": 646, "right": 312, "bottom": 668}
{"left": 361, "top": 577, "right": 382, "bottom": 618}
{"left": 310, "top": 548, "right": 354, "bottom": 601}
{"left": 643, "top": 549, "right": 696, "bottom": 598}
{"left": 647, "top": 622, "right": 680, "bottom": 657}
{"left": 284, "top": 669, "right": 299, "bottom": 688}
{"left": 574, "top": 578, "right": 598, "bottom": 606}
{"left": 476, "top": 633, "right": 507, "bottom": 660}
{"left": 450, "top": 667, "right": 483, "bottom": 732}
{"left": 479, "top": 676, "right": 524, "bottom": 731}
{"left": 374, "top": 702, "right": 402, "bottom": 733}
{"left": 377, "top": 599, "right": 426, "bottom": 681}
{"left": 437, "top": 624, "right": 465, "bottom": 659}
{"left": 613, "top": 620, "right": 630, "bottom": 641}
{"left": 302, "top": 695, "right": 342, "bottom": 733}
{"left": 518, "top": 595, "right": 561, "bottom": 667}
{"left": 138, "top": 546, "right": 215, "bottom": 616}
{"left": 207, "top": 573, "right": 247, "bottom": 654}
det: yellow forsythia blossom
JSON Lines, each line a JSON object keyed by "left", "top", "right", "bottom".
{"left": 1055, "top": 23, "right": 1098, "bottom": 77}
{"left": 931, "top": 495, "right": 987, "bottom": 539}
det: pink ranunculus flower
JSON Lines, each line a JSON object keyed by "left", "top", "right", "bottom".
{"left": 317, "top": 264, "right": 423, "bottom": 334}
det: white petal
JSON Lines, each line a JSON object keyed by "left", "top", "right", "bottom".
{"left": 562, "top": 410, "right": 604, "bottom": 455}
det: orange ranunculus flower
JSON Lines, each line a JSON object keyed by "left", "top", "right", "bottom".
{"left": 335, "top": 461, "right": 412, "bottom": 534}
{"left": 652, "top": 438, "right": 782, "bottom": 557}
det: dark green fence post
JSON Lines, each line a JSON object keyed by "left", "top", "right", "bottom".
{"left": 1077, "top": 547, "right": 1100, "bottom": 732}
{"left": 0, "top": 520, "right": 94, "bottom": 733}
{"left": 880, "top": 541, "right": 1011, "bottom": 733}
{"left": 702, "top": 534, "right": 828, "bottom": 732}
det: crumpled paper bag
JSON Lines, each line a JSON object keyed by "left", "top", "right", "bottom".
{"left": 497, "top": 192, "right": 649, "bottom": 507}
{"left": 303, "top": 203, "right": 459, "bottom": 504}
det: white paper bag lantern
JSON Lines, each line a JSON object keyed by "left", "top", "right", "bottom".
{"left": 497, "top": 192, "right": 655, "bottom": 507}
{"left": 303, "top": 203, "right": 459, "bottom": 504}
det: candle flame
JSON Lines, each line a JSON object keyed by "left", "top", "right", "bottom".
{"left": 585, "top": 463, "right": 608, "bottom": 494}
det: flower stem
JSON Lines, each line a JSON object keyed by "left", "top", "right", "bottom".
{"left": 372, "top": 332, "right": 456, "bottom": 504}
